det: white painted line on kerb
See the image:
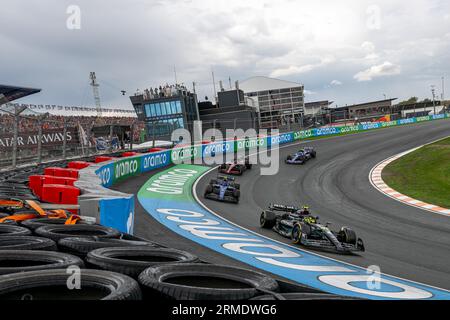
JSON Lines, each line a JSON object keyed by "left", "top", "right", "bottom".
{"left": 369, "top": 136, "right": 450, "bottom": 217}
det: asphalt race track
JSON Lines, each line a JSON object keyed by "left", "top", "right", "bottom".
{"left": 196, "top": 119, "right": 450, "bottom": 290}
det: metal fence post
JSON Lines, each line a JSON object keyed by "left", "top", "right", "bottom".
{"left": 86, "top": 124, "right": 91, "bottom": 156}
{"left": 62, "top": 118, "right": 67, "bottom": 159}
{"left": 152, "top": 120, "right": 156, "bottom": 148}
{"left": 37, "top": 113, "right": 49, "bottom": 164}
{"left": 109, "top": 124, "right": 114, "bottom": 152}
{"left": 130, "top": 122, "right": 134, "bottom": 151}
{"left": 37, "top": 118, "right": 43, "bottom": 164}
{"left": 12, "top": 112, "right": 19, "bottom": 168}
{"left": 12, "top": 105, "right": 26, "bottom": 168}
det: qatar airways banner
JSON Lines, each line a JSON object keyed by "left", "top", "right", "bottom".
{"left": 0, "top": 127, "right": 79, "bottom": 150}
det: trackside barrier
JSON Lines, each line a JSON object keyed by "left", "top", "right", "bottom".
{"left": 76, "top": 113, "right": 450, "bottom": 235}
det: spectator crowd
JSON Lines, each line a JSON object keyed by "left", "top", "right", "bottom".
{"left": 0, "top": 114, "right": 145, "bottom": 142}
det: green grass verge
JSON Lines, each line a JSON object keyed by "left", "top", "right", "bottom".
{"left": 382, "top": 136, "right": 450, "bottom": 209}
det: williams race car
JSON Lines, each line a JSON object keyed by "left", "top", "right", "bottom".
{"left": 204, "top": 176, "right": 240, "bottom": 203}
{"left": 285, "top": 147, "right": 316, "bottom": 165}
{"left": 260, "top": 204, "right": 365, "bottom": 253}
{"left": 218, "top": 157, "right": 252, "bottom": 175}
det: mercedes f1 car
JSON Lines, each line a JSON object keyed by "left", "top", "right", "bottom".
{"left": 204, "top": 176, "right": 240, "bottom": 203}
{"left": 218, "top": 157, "right": 252, "bottom": 175}
{"left": 285, "top": 147, "right": 316, "bottom": 165}
{"left": 260, "top": 204, "right": 365, "bottom": 253}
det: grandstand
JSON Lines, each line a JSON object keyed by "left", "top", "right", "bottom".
{"left": 0, "top": 84, "right": 144, "bottom": 168}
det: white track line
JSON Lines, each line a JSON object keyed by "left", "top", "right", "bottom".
{"left": 369, "top": 136, "right": 450, "bottom": 217}
{"left": 191, "top": 144, "right": 450, "bottom": 294}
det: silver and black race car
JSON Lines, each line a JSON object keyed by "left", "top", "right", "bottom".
{"left": 204, "top": 175, "right": 240, "bottom": 203}
{"left": 260, "top": 204, "right": 365, "bottom": 254}
{"left": 285, "top": 147, "right": 316, "bottom": 165}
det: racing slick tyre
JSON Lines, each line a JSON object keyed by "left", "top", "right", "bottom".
{"left": 291, "top": 223, "right": 311, "bottom": 244}
{"left": 34, "top": 224, "right": 121, "bottom": 242}
{"left": 21, "top": 217, "right": 87, "bottom": 231}
{"left": 0, "top": 269, "right": 142, "bottom": 300}
{"left": 58, "top": 237, "right": 159, "bottom": 258}
{"left": 233, "top": 189, "right": 241, "bottom": 199}
{"left": 341, "top": 227, "right": 357, "bottom": 245}
{"left": 245, "top": 163, "right": 252, "bottom": 170}
{"left": 0, "top": 224, "right": 32, "bottom": 237}
{"left": 260, "top": 211, "right": 276, "bottom": 229}
{"left": 86, "top": 247, "right": 199, "bottom": 278}
{"left": 0, "top": 236, "right": 57, "bottom": 251}
{"left": 0, "top": 250, "right": 84, "bottom": 275}
{"left": 138, "top": 263, "right": 279, "bottom": 300}
{"left": 204, "top": 185, "right": 213, "bottom": 197}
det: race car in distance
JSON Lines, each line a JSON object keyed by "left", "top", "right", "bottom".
{"left": 285, "top": 147, "right": 316, "bottom": 165}
{"left": 259, "top": 203, "right": 365, "bottom": 254}
{"left": 204, "top": 175, "right": 240, "bottom": 203}
{"left": 218, "top": 156, "right": 252, "bottom": 175}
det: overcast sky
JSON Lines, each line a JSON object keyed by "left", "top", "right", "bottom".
{"left": 1, "top": 0, "right": 449, "bottom": 109}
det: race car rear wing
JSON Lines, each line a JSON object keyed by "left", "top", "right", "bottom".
{"left": 269, "top": 203, "right": 299, "bottom": 212}
{"left": 217, "top": 175, "right": 235, "bottom": 181}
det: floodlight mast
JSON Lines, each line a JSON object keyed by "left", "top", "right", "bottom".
{"left": 90, "top": 72, "right": 102, "bottom": 117}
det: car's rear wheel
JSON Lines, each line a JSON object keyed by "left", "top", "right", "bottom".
{"left": 341, "top": 227, "right": 357, "bottom": 245}
{"left": 260, "top": 212, "right": 276, "bottom": 229}
{"left": 204, "top": 185, "right": 213, "bottom": 197}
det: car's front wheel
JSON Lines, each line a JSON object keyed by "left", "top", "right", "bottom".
{"left": 291, "top": 224, "right": 302, "bottom": 244}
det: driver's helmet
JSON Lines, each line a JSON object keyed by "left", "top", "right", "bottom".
{"left": 300, "top": 205, "right": 310, "bottom": 215}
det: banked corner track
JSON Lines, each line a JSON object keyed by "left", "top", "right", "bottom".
{"left": 137, "top": 164, "right": 450, "bottom": 300}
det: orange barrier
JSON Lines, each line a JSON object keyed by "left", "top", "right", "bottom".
{"left": 95, "top": 156, "right": 115, "bottom": 163}
{"left": 29, "top": 175, "right": 48, "bottom": 197}
{"left": 29, "top": 175, "right": 78, "bottom": 198}
{"left": 41, "top": 184, "right": 80, "bottom": 205}
{"left": 67, "top": 161, "right": 91, "bottom": 169}
{"left": 44, "top": 167, "right": 79, "bottom": 179}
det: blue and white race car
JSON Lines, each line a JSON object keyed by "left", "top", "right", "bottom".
{"left": 204, "top": 176, "right": 240, "bottom": 203}
{"left": 285, "top": 147, "right": 317, "bottom": 165}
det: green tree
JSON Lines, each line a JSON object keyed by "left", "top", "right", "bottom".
{"left": 398, "top": 97, "right": 419, "bottom": 105}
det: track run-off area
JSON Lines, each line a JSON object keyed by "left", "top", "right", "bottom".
{"left": 123, "top": 118, "right": 450, "bottom": 300}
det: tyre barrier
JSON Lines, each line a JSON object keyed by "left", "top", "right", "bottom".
{"left": 86, "top": 247, "right": 199, "bottom": 278}
{"left": 58, "top": 237, "right": 158, "bottom": 258}
{"left": 0, "top": 250, "right": 84, "bottom": 275}
{"left": 0, "top": 225, "right": 32, "bottom": 237}
{"left": 0, "top": 215, "right": 324, "bottom": 300}
{"left": 21, "top": 217, "right": 87, "bottom": 231}
{"left": 0, "top": 269, "right": 142, "bottom": 300}
{"left": 138, "top": 263, "right": 280, "bottom": 300}
{"left": 34, "top": 224, "right": 121, "bottom": 242}
{"left": 0, "top": 236, "right": 57, "bottom": 251}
